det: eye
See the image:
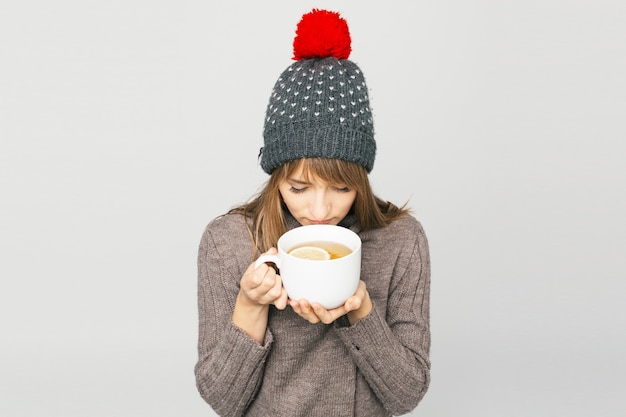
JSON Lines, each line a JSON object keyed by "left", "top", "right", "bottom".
{"left": 290, "top": 185, "right": 307, "bottom": 194}
{"left": 333, "top": 186, "right": 352, "bottom": 193}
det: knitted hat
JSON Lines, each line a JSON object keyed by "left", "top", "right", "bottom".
{"left": 259, "top": 9, "right": 376, "bottom": 174}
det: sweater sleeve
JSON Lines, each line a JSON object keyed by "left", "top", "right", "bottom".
{"left": 334, "top": 220, "right": 431, "bottom": 415}
{"left": 194, "top": 220, "right": 272, "bottom": 417}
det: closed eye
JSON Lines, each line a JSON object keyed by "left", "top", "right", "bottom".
{"left": 333, "top": 186, "right": 351, "bottom": 193}
{"left": 290, "top": 186, "right": 307, "bottom": 194}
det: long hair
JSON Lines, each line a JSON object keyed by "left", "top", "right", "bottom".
{"left": 229, "top": 158, "right": 410, "bottom": 256}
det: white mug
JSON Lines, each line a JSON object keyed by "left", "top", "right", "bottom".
{"left": 254, "top": 224, "right": 362, "bottom": 309}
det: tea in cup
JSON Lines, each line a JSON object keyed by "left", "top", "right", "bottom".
{"left": 254, "top": 224, "right": 361, "bottom": 309}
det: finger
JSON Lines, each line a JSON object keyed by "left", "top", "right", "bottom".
{"left": 264, "top": 273, "right": 283, "bottom": 302}
{"left": 247, "top": 247, "right": 279, "bottom": 288}
{"left": 274, "top": 288, "right": 289, "bottom": 310}
{"left": 343, "top": 295, "right": 362, "bottom": 312}
{"left": 271, "top": 275, "right": 288, "bottom": 309}
{"left": 312, "top": 303, "right": 345, "bottom": 324}
{"left": 297, "top": 299, "right": 313, "bottom": 315}
{"left": 289, "top": 299, "right": 301, "bottom": 314}
{"left": 254, "top": 265, "right": 278, "bottom": 293}
{"left": 242, "top": 269, "right": 277, "bottom": 306}
{"left": 244, "top": 263, "right": 269, "bottom": 289}
{"left": 310, "top": 303, "right": 331, "bottom": 324}
{"left": 291, "top": 299, "right": 320, "bottom": 324}
{"left": 344, "top": 281, "right": 367, "bottom": 310}
{"left": 352, "top": 280, "right": 366, "bottom": 298}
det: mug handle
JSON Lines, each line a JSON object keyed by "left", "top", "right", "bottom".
{"left": 254, "top": 254, "right": 281, "bottom": 269}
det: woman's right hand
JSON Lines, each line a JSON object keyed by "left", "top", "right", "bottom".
{"left": 233, "top": 248, "right": 288, "bottom": 344}
{"left": 239, "top": 247, "right": 289, "bottom": 310}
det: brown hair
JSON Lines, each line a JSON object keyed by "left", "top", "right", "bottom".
{"left": 229, "top": 158, "right": 410, "bottom": 256}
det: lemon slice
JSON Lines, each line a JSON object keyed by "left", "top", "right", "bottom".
{"left": 289, "top": 246, "right": 331, "bottom": 260}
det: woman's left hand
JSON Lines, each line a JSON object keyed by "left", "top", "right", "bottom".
{"left": 289, "top": 280, "right": 372, "bottom": 325}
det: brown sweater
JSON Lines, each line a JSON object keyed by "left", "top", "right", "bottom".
{"left": 195, "top": 212, "right": 431, "bottom": 416}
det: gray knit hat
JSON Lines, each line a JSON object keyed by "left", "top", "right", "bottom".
{"left": 259, "top": 9, "right": 376, "bottom": 174}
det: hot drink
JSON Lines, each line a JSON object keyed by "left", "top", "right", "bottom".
{"left": 288, "top": 241, "right": 352, "bottom": 260}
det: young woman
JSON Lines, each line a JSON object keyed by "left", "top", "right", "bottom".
{"left": 195, "top": 10, "right": 431, "bottom": 417}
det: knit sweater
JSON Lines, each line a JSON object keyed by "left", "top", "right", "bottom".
{"left": 195, "top": 211, "right": 431, "bottom": 417}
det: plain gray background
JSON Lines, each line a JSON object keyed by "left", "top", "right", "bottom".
{"left": 1, "top": 1, "right": 624, "bottom": 416}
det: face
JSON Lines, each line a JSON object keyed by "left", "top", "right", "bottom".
{"left": 278, "top": 165, "right": 357, "bottom": 226}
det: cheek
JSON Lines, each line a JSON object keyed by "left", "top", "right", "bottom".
{"left": 280, "top": 192, "right": 302, "bottom": 214}
{"left": 337, "top": 193, "right": 357, "bottom": 213}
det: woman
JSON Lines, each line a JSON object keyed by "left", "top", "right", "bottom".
{"left": 195, "top": 9, "right": 431, "bottom": 417}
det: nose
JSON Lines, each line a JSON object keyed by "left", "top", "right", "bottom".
{"left": 309, "top": 189, "right": 331, "bottom": 221}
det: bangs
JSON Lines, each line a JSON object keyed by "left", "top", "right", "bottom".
{"left": 281, "top": 158, "right": 366, "bottom": 187}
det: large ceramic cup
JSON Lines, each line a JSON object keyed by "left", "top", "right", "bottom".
{"left": 254, "top": 224, "right": 362, "bottom": 309}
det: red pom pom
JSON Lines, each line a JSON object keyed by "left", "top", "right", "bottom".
{"left": 292, "top": 9, "right": 351, "bottom": 60}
